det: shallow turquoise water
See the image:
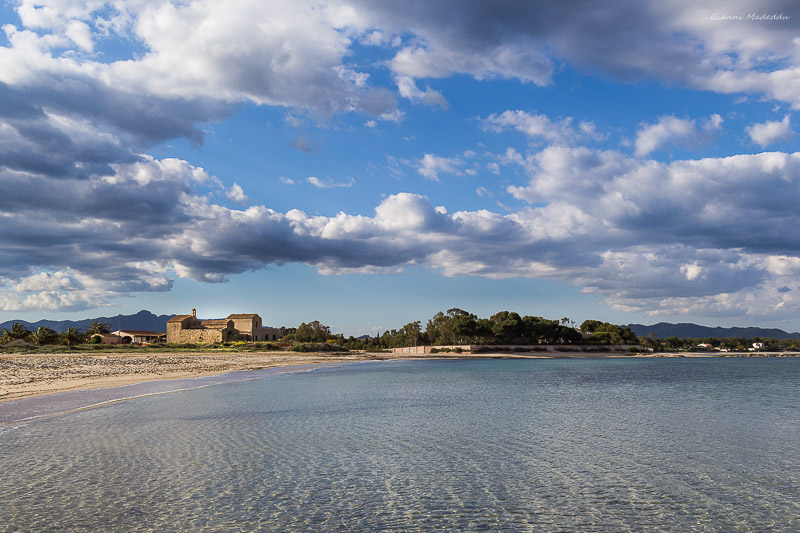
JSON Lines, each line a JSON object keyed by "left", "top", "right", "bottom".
{"left": 1, "top": 358, "right": 798, "bottom": 531}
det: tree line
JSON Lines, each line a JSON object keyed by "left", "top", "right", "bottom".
{"left": 1, "top": 311, "right": 641, "bottom": 350}
{"left": 0, "top": 320, "right": 112, "bottom": 346}
{"left": 29, "top": 309, "right": 795, "bottom": 352}
{"left": 276, "top": 309, "right": 637, "bottom": 350}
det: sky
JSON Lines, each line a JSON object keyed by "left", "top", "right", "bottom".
{"left": 1, "top": 1, "right": 800, "bottom": 336}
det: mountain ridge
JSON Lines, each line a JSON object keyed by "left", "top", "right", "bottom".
{"left": 0, "top": 310, "right": 174, "bottom": 333}
{"left": 628, "top": 322, "right": 800, "bottom": 340}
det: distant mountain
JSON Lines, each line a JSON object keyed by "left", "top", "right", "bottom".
{"left": 0, "top": 310, "right": 174, "bottom": 333}
{"left": 628, "top": 322, "right": 800, "bottom": 340}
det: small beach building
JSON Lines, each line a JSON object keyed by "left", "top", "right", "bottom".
{"left": 112, "top": 330, "right": 167, "bottom": 344}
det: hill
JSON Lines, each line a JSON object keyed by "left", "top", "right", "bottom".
{"left": 0, "top": 310, "right": 174, "bottom": 333}
{"left": 628, "top": 322, "right": 800, "bottom": 340}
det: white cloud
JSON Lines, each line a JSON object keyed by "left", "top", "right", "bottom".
{"left": 476, "top": 186, "right": 492, "bottom": 198}
{"left": 2, "top": 146, "right": 800, "bottom": 318}
{"left": 482, "top": 110, "right": 580, "bottom": 144}
{"left": 4, "top": 0, "right": 800, "bottom": 321}
{"left": 379, "top": 109, "right": 405, "bottom": 122}
{"left": 747, "top": 115, "right": 794, "bottom": 147}
{"left": 389, "top": 39, "right": 553, "bottom": 86}
{"left": 681, "top": 263, "right": 703, "bottom": 281}
{"left": 634, "top": 114, "right": 723, "bottom": 157}
{"left": 12, "top": 271, "right": 77, "bottom": 292}
{"left": 4, "top": 0, "right": 800, "bottom": 117}
{"left": 64, "top": 19, "right": 93, "bottom": 52}
{"left": 395, "top": 76, "right": 448, "bottom": 109}
{"left": 226, "top": 183, "right": 248, "bottom": 204}
{"left": 417, "top": 153, "right": 462, "bottom": 180}
{"left": 2, "top": 0, "right": 398, "bottom": 118}
{"left": 307, "top": 176, "right": 355, "bottom": 188}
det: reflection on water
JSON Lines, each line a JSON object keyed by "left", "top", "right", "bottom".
{"left": 1, "top": 358, "right": 798, "bottom": 531}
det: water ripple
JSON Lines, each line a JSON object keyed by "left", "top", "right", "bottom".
{"left": 0, "top": 358, "right": 798, "bottom": 531}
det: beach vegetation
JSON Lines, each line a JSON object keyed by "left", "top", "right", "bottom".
{"left": 86, "top": 320, "right": 111, "bottom": 335}
{"left": 29, "top": 326, "right": 59, "bottom": 346}
{"left": 283, "top": 321, "right": 332, "bottom": 343}
{"left": 5, "top": 309, "right": 799, "bottom": 356}
{"left": 61, "top": 327, "right": 84, "bottom": 346}
{"left": 289, "top": 342, "right": 346, "bottom": 352}
{"left": 579, "top": 320, "right": 637, "bottom": 344}
{"left": 1, "top": 322, "right": 30, "bottom": 343}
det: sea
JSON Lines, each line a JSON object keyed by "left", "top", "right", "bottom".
{"left": 0, "top": 357, "right": 798, "bottom": 531}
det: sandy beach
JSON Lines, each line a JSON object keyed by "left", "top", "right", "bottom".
{"left": 0, "top": 352, "right": 387, "bottom": 402}
{"left": 0, "top": 350, "right": 655, "bottom": 403}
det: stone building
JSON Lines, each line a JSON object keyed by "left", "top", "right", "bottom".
{"left": 166, "top": 309, "right": 278, "bottom": 344}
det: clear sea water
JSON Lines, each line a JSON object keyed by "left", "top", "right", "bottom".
{"left": 1, "top": 358, "right": 798, "bottom": 531}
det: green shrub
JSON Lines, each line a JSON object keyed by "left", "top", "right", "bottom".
{"left": 290, "top": 342, "right": 347, "bottom": 353}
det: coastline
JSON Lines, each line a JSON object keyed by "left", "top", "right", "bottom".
{"left": 1, "top": 350, "right": 794, "bottom": 403}
{"left": 0, "top": 350, "right": 644, "bottom": 403}
{"left": 0, "top": 351, "right": 379, "bottom": 403}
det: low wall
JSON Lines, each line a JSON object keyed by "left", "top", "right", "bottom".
{"left": 390, "top": 344, "right": 641, "bottom": 354}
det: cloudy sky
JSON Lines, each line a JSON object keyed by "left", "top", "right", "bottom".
{"left": 1, "top": 1, "right": 799, "bottom": 334}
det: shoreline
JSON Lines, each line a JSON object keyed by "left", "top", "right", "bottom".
{"left": 1, "top": 350, "right": 795, "bottom": 403}
{"left": 0, "top": 350, "right": 640, "bottom": 403}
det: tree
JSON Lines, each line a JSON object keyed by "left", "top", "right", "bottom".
{"left": 86, "top": 320, "right": 111, "bottom": 335}
{"left": 448, "top": 308, "right": 477, "bottom": 344}
{"left": 579, "top": 320, "right": 637, "bottom": 344}
{"left": 400, "top": 321, "right": 422, "bottom": 346}
{"left": 293, "top": 321, "right": 330, "bottom": 343}
{"left": 425, "top": 311, "right": 453, "bottom": 345}
{"left": 29, "top": 326, "right": 58, "bottom": 346}
{"left": 580, "top": 320, "right": 604, "bottom": 334}
{"left": 1, "top": 322, "right": 30, "bottom": 343}
{"left": 489, "top": 311, "right": 523, "bottom": 343}
{"left": 61, "top": 327, "right": 84, "bottom": 346}
{"left": 278, "top": 326, "right": 297, "bottom": 341}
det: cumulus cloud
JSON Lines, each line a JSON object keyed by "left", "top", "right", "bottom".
{"left": 4, "top": 1, "right": 800, "bottom": 125}
{"left": 1, "top": 0, "right": 397, "bottom": 123}
{"left": 395, "top": 76, "right": 448, "bottom": 109}
{"left": 4, "top": 0, "right": 800, "bottom": 321}
{"left": 482, "top": 110, "right": 608, "bottom": 147}
{"left": 417, "top": 153, "right": 463, "bottom": 180}
{"left": 340, "top": 1, "right": 800, "bottom": 108}
{"left": 747, "top": 115, "right": 794, "bottom": 147}
{"left": 226, "top": 183, "right": 248, "bottom": 204}
{"left": 482, "top": 110, "right": 580, "bottom": 144}
{"left": 634, "top": 114, "right": 723, "bottom": 157}
{"left": 2, "top": 142, "right": 800, "bottom": 318}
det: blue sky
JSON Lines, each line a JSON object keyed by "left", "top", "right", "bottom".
{"left": 1, "top": 1, "right": 800, "bottom": 335}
